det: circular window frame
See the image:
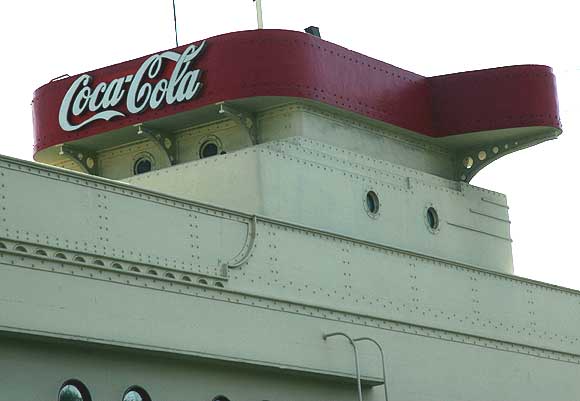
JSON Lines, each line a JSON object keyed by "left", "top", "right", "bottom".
{"left": 131, "top": 152, "right": 156, "bottom": 176}
{"left": 424, "top": 204, "right": 440, "bottom": 234}
{"left": 363, "top": 189, "right": 381, "bottom": 219}
{"left": 122, "top": 386, "right": 152, "bottom": 401}
{"left": 58, "top": 379, "right": 92, "bottom": 401}
{"left": 197, "top": 135, "right": 223, "bottom": 159}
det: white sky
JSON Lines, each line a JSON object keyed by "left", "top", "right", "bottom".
{"left": 0, "top": 1, "right": 578, "bottom": 287}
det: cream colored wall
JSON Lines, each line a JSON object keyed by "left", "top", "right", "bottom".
{"left": 125, "top": 136, "right": 512, "bottom": 274}
{"left": 1, "top": 154, "right": 580, "bottom": 401}
{"left": 1, "top": 264, "right": 580, "bottom": 401}
{"left": 93, "top": 104, "right": 454, "bottom": 183}
{"left": 115, "top": 104, "right": 509, "bottom": 271}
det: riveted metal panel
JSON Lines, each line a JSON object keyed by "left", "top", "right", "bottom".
{"left": 0, "top": 157, "right": 246, "bottom": 277}
{"left": 1, "top": 273, "right": 580, "bottom": 401}
{"left": 2, "top": 152, "right": 580, "bottom": 400}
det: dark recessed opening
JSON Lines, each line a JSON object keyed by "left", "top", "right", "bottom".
{"left": 212, "top": 396, "right": 231, "bottom": 401}
{"left": 366, "top": 191, "right": 379, "bottom": 215}
{"left": 200, "top": 141, "right": 219, "bottom": 158}
{"left": 133, "top": 157, "right": 152, "bottom": 175}
{"left": 427, "top": 207, "right": 439, "bottom": 230}
{"left": 58, "top": 380, "right": 91, "bottom": 401}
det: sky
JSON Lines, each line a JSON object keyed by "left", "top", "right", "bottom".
{"left": 0, "top": 0, "right": 578, "bottom": 288}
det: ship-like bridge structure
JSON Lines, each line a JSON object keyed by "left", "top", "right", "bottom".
{"left": 0, "top": 29, "right": 575, "bottom": 401}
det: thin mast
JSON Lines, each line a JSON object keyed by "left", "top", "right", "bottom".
{"left": 172, "top": 0, "right": 179, "bottom": 46}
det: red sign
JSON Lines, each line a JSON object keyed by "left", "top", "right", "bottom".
{"left": 32, "top": 29, "right": 561, "bottom": 157}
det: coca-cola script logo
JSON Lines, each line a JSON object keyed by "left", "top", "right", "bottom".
{"left": 58, "top": 41, "right": 206, "bottom": 131}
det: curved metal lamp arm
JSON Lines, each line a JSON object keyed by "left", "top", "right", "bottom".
{"left": 354, "top": 337, "right": 389, "bottom": 401}
{"left": 323, "top": 332, "right": 363, "bottom": 401}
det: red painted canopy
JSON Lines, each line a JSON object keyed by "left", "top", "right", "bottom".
{"left": 32, "top": 29, "right": 560, "bottom": 157}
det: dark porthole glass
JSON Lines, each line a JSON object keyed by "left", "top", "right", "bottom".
{"left": 212, "top": 396, "right": 231, "bottom": 401}
{"left": 365, "top": 191, "right": 379, "bottom": 215}
{"left": 122, "top": 387, "right": 151, "bottom": 401}
{"left": 200, "top": 141, "right": 219, "bottom": 159}
{"left": 58, "top": 380, "right": 91, "bottom": 401}
{"left": 133, "top": 157, "right": 153, "bottom": 175}
{"left": 426, "top": 207, "right": 439, "bottom": 230}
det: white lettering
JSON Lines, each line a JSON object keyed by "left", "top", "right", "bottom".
{"left": 58, "top": 41, "right": 206, "bottom": 131}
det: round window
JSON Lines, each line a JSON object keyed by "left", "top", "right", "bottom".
{"left": 199, "top": 141, "right": 219, "bottom": 159}
{"left": 426, "top": 207, "right": 439, "bottom": 231}
{"left": 58, "top": 380, "right": 91, "bottom": 401}
{"left": 122, "top": 387, "right": 151, "bottom": 401}
{"left": 463, "top": 156, "right": 474, "bottom": 169}
{"left": 133, "top": 156, "right": 153, "bottom": 175}
{"left": 365, "top": 191, "right": 380, "bottom": 216}
{"left": 212, "top": 397, "right": 231, "bottom": 401}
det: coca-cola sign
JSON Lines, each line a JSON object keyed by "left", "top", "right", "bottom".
{"left": 58, "top": 41, "right": 206, "bottom": 131}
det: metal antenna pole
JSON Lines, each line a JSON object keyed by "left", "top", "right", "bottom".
{"left": 254, "top": 0, "right": 264, "bottom": 29}
{"left": 172, "top": 0, "right": 179, "bottom": 46}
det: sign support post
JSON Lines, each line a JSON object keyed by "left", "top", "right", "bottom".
{"left": 254, "top": 0, "right": 263, "bottom": 29}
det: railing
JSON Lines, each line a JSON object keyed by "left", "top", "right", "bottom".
{"left": 354, "top": 337, "right": 389, "bottom": 401}
{"left": 323, "top": 332, "right": 389, "bottom": 401}
{"left": 323, "top": 332, "right": 363, "bottom": 401}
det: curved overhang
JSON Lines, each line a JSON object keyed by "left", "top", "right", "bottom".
{"left": 32, "top": 29, "right": 561, "bottom": 181}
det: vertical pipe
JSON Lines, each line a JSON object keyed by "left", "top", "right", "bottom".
{"left": 255, "top": 0, "right": 264, "bottom": 29}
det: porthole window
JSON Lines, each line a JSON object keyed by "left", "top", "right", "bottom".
{"left": 122, "top": 386, "right": 151, "bottom": 401}
{"left": 212, "top": 396, "right": 231, "bottom": 401}
{"left": 199, "top": 140, "right": 219, "bottom": 159}
{"left": 58, "top": 380, "right": 91, "bottom": 401}
{"left": 198, "top": 136, "right": 224, "bottom": 159}
{"left": 365, "top": 190, "right": 380, "bottom": 216}
{"left": 133, "top": 155, "right": 154, "bottom": 175}
{"left": 426, "top": 206, "right": 439, "bottom": 232}
{"left": 463, "top": 156, "right": 474, "bottom": 169}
